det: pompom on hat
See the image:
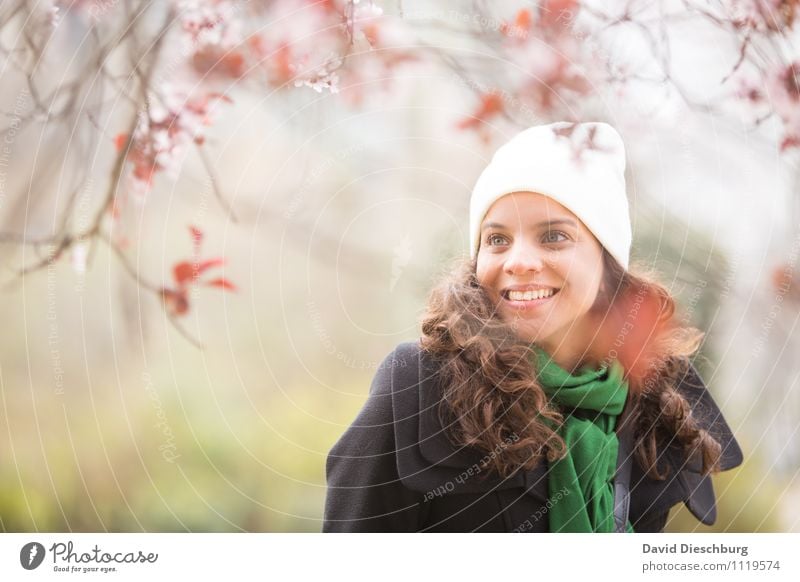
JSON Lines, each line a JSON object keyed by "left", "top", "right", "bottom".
{"left": 469, "top": 121, "right": 632, "bottom": 270}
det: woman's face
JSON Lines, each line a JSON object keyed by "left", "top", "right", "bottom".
{"left": 476, "top": 191, "right": 605, "bottom": 357}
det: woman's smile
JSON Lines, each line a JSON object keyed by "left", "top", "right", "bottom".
{"left": 500, "top": 285, "right": 560, "bottom": 310}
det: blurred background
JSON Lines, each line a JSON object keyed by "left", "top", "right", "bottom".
{"left": 0, "top": 0, "right": 799, "bottom": 532}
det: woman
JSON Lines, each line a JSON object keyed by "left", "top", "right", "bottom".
{"left": 323, "top": 121, "right": 743, "bottom": 533}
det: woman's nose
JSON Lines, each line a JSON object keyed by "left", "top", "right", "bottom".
{"left": 504, "top": 243, "right": 546, "bottom": 275}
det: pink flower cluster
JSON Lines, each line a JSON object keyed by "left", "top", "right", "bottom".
{"left": 116, "top": 86, "right": 231, "bottom": 194}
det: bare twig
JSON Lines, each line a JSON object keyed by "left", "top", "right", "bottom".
{"left": 196, "top": 143, "right": 239, "bottom": 223}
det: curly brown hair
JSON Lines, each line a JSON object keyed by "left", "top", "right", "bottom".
{"left": 419, "top": 250, "right": 723, "bottom": 480}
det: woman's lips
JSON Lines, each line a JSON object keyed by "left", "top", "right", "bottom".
{"left": 500, "top": 288, "right": 559, "bottom": 310}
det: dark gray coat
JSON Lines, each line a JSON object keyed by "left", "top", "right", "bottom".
{"left": 323, "top": 341, "right": 743, "bottom": 532}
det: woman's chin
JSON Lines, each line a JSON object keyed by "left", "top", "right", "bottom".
{"left": 506, "top": 320, "right": 551, "bottom": 344}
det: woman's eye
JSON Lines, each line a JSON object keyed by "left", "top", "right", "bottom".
{"left": 543, "top": 230, "right": 569, "bottom": 244}
{"left": 487, "top": 233, "right": 508, "bottom": 246}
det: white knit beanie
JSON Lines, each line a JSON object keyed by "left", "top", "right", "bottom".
{"left": 469, "top": 121, "right": 632, "bottom": 270}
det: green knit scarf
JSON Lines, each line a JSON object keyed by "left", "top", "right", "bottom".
{"left": 530, "top": 344, "right": 634, "bottom": 533}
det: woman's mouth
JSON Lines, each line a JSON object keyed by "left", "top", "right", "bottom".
{"left": 500, "top": 287, "right": 560, "bottom": 309}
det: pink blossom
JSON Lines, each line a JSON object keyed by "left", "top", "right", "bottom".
{"left": 118, "top": 85, "right": 231, "bottom": 194}
{"left": 767, "top": 61, "right": 800, "bottom": 149}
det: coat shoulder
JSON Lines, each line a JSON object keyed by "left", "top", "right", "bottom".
{"left": 676, "top": 359, "right": 744, "bottom": 471}
{"left": 381, "top": 341, "right": 548, "bottom": 499}
{"left": 630, "top": 358, "right": 744, "bottom": 528}
{"left": 322, "top": 341, "right": 427, "bottom": 531}
{"left": 324, "top": 341, "right": 548, "bottom": 532}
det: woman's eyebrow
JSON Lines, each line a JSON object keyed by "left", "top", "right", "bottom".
{"left": 481, "top": 218, "right": 578, "bottom": 231}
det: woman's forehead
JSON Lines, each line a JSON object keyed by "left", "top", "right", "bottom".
{"left": 482, "top": 191, "right": 577, "bottom": 225}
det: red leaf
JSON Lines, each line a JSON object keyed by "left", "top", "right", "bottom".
{"left": 500, "top": 9, "right": 532, "bottom": 39}
{"left": 192, "top": 48, "right": 246, "bottom": 79}
{"left": 515, "top": 8, "right": 532, "bottom": 29}
{"left": 270, "top": 43, "right": 294, "bottom": 84}
{"left": 248, "top": 34, "right": 266, "bottom": 57}
{"left": 114, "top": 133, "right": 129, "bottom": 151}
{"left": 361, "top": 23, "right": 380, "bottom": 46}
{"left": 205, "top": 277, "right": 237, "bottom": 291}
{"left": 780, "top": 135, "right": 800, "bottom": 151}
{"left": 540, "top": 0, "right": 578, "bottom": 28}
{"left": 195, "top": 258, "right": 225, "bottom": 276}
{"left": 457, "top": 93, "right": 504, "bottom": 130}
{"left": 160, "top": 288, "right": 190, "bottom": 317}
{"left": 222, "top": 52, "right": 246, "bottom": 77}
{"left": 173, "top": 258, "right": 225, "bottom": 287}
{"left": 173, "top": 261, "right": 195, "bottom": 286}
{"left": 206, "top": 92, "right": 234, "bottom": 104}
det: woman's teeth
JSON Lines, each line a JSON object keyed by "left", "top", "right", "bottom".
{"left": 507, "top": 288, "right": 557, "bottom": 301}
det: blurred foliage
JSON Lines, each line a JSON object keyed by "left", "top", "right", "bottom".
{"left": 0, "top": 364, "right": 367, "bottom": 532}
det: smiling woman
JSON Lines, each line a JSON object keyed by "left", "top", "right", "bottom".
{"left": 323, "top": 121, "right": 744, "bottom": 533}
